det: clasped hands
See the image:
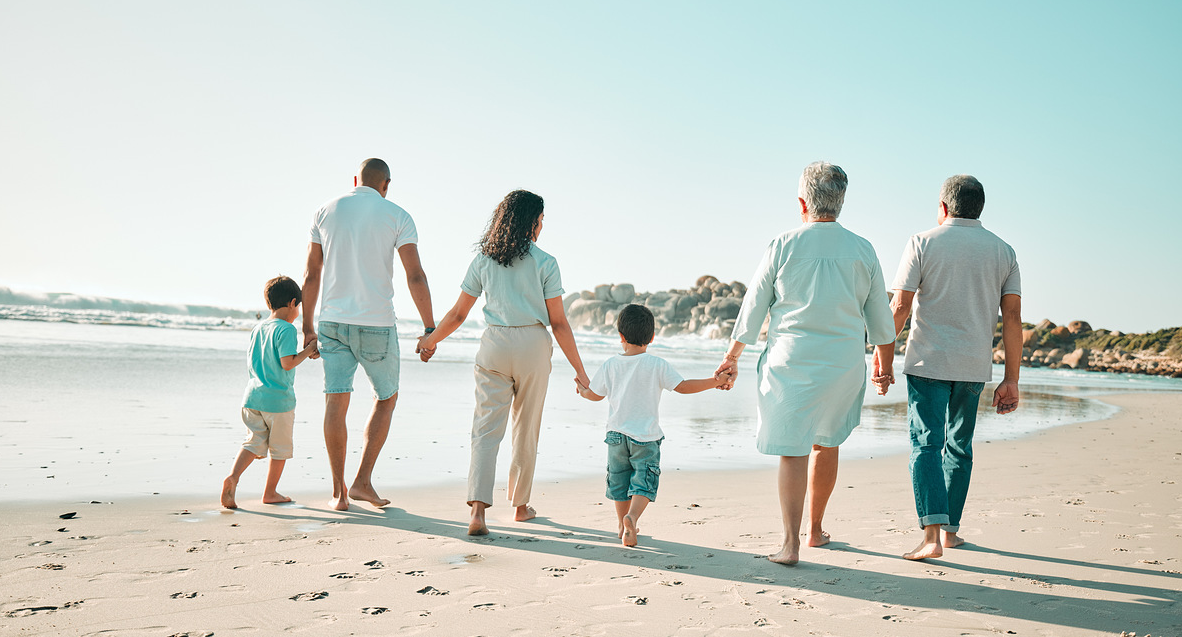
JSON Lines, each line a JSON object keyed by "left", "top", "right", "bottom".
{"left": 416, "top": 334, "right": 437, "bottom": 362}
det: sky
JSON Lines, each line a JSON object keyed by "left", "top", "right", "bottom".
{"left": 1, "top": 1, "right": 1180, "bottom": 333}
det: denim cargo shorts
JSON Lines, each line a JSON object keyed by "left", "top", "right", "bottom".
{"left": 318, "top": 321, "right": 400, "bottom": 400}
{"left": 605, "top": 431, "right": 663, "bottom": 502}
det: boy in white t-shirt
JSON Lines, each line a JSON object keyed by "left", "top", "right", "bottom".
{"left": 577, "top": 304, "right": 731, "bottom": 547}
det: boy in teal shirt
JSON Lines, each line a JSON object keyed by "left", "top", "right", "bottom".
{"left": 221, "top": 276, "right": 318, "bottom": 509}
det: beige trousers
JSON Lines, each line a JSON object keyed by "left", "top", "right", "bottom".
{"left": 467, "top": 324, "right": 553, "bottom": 507}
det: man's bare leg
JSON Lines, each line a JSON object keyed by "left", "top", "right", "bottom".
{"left": 468, "top": 501, "right": 489, "bottom": 536}
{"left": 349, "top": 393, "right": 395, "bottom": 507}
{"left": 262, "top": 458, "right": 291, "bottom": 504}
{"left": 324, "top": 392, "right": 352, "bottom": 511}
{"left": 942, "top": 530, "right": 965, "bottom": 548}
{"left": 904, "top": 524, "right": 944, "bottom": 560}
{"left": 805, "top": 444, "right": 839, "bottom": 547}
{"left": 221, "top": 449, "right": 258, "bottom": 509}
{"left": 769, "top": 455, "right": 808, "bottom": 565}
{"left": 621, "top": 495, "right": 650, "bottom": 547}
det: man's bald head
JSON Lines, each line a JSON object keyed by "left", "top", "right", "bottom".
{"left": 358, "top": 158, "right": 391, "bottom": 189}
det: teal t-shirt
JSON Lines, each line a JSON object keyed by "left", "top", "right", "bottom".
{"left": 242, "top": 318, "right": 299, "bottom": 413}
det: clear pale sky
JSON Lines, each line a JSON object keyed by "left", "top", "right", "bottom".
{"left": 2, "top": 2, "right": 1179, "bottom": 333}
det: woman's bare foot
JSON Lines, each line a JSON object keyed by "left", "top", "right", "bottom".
{"left": 349, "top": 482, "right": 390, "bottom": 508}
{"left": 621, "top": 514, "right": 638, "bottom": 547}
{"left": 468, "top": 503, "right": 489, "bottom": 536}
{"left": 330, "top": 488, "right": 350, "bottom": 511}
{"left": 903, "top": 539, "right": 943, "bottom": 560}
{"left": 942, "top": 531, "right": 965, "bottom": 548}
{"left": 805, "top": 529, "right": 831, "bottom": 547}
{"left": 768, "top": 540, "right": 801, "bottom": 566}
{"left": 514, "top": 505, "right": 536, "bottom": 522}
{"left": 262, "top": 492, "right": 292, "bottom": 505}
{"left": 221, "top": 477, "right": 238, "bottom": 509}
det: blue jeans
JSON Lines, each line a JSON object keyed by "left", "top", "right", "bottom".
{"left": 605, "top": 432, "right": 662, "bottom": 502}
{"left": 906, "top": 374, "right": 984, "bottom": 532}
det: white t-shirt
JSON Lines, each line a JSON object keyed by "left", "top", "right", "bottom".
{"left": 309, "top": 186, "right": 418, "bottom": 326}
{"left": 590, "top": 353, "right": 684, "bottom": 442}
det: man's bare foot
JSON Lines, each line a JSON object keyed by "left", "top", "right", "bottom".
{"left": 348, "top": 483, "right": 390, "bottom": 508}
{"left": 621, "top": 514, "right": 639, "bottom": 547}
{"left": 262, "top": 492, "right": 292, "bottom": 505}
{"left": 221, "top": 477, "right": 238, "bottom": 509}
{"left": 514, "top": 505, "right": 536, "bottom": 522}
{"left": 768, "top": 543, "right": 800, "bottom": 566}
{"left": 468, "top": 505, "right": 489, "bottom": 536}
{"left": 805, "top": 530, "right": 831, "bottom": 547}
{"left": 903, "top": 539, "right": 943, "bottom": 560}
{"left": 942, "top": 531, "right": 965, "bottom": 548}
{"left": 331, "top": 491, "right": 350, "bottom": 511}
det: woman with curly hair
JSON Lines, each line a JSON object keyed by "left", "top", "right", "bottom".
{"left": 418, "top": 189, "right": 591, "bottom": 535}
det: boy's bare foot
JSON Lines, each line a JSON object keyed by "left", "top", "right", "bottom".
{"left": 903, "top": 539, "right": 943, "bottom": 560}
{"left": 805, "top": 530, "right": 831, "bottom": 547}
{"left": 514, "top": 505, "right": 536, "bottom": 522}
{"left": 348, "top": 483, "right": 390, "bottom": 508}
{"left": 942, "top": 531, "right": 965, "bottom": 548}
{"left": 768, "top": 541, "right": 800, "bottom": 566}
{"left": 621, "top": 514, "right": 638, "bottom": 547}
{"left": 221, "top": 477, "right": 238, "bottom": 510}
{"left": 468, "top": 504, "right": 489, "bottom": 536}
{"left": 262, "top": 492, "right": 291, "bottom": 505}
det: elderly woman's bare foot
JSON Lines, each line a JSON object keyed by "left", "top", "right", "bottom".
{"left": 514, "top": 505, "right": 536, "bottom": 522}
{"left": 621, "top": 514, "right": 639, "bottom": 547}
{"left": 805, "top": 529, "right": 831, "bottom": 547}
{"left": 221, "top": 477, "right": 238, "bottom": 509}
{"left": 942, "top": 531, "right": 965, "bottom": 548}
{"left": 903, "top": 539, "right": 943, "bottom": 560}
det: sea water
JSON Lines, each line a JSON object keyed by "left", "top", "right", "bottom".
{"left": 2, "top": 314, "right": 1179, "bottom": 503}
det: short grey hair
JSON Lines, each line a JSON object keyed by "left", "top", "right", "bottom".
{"left": 940, "top": 174, "right": 985, "bottom": 219}
{"left": 798, "top": 161, "right": 848, "bottom": 220}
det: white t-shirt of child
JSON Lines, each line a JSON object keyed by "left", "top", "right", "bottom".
{"left": 590, "top": 353, "right": 684, "bottom": 442}
{"left": 309, "top": 186, "right": 419, "bottom": 327}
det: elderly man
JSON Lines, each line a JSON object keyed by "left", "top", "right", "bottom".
{"left": 716, "top": 162, "right": 896, "bottom": 565}
{"left": 302, "top": 158, "right": 435, "bottom": 511}
{"left": 873, "top": 174, "right": 1022, "bottom": 560}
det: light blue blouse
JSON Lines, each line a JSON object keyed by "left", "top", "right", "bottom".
{"left": 461, "top": 243, "right": 565, "bottom": 327}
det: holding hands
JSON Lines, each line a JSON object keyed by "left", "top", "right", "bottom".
{"left": 871, "top": 347, "right": 895, "bottom": 396}
{"left": 416, "top": 333, "right": 437, "bottom": 363}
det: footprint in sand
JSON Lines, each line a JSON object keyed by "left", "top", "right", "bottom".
{"left": 28, "top": 540, "right": 52, "bottom": 547}
{"left": 925, "top": 570, "right": 946, "bottom": 577}
{"left": 658, "top": 580, "right": 683, "bottom": 586}
{"left": 361, "top": 607, "right": 388, "bottom": 615}
{"left": 170, "top": 592, "right": 199, "bottom": 599}
{"left": 290, "top": 591, "right": 329, "bottom": 601}
{"left": 167, "top": 632, "right": 213, "bottom": 637}
{"left": 517, "top": 537, "right": 540, "bottom": 543}
{"left": 330, "top": 573, "right": 358, "bottom": 579}
{"left": 665, "top": 564, "right": 690, "bottom": 570}
{"left": 473, "top": 603, "right": 502, "bottom": 610}
{"left": 403, "top": 570, "right": 426, "bottom": 576}
{"left": 625, "top": 596, "right": 648, "bottom": 605}
{"left": 4, "top": 606, "right": 59, "bottom": 618}
{"left": 364, "top": 560, "right": 385, "bottom": 568}
{"left": 267, "top": 560, "right": 296, "bottom": 565}
{"left": 543, "top": 566, "right": 572, "bottom": 576}
{"left": 37, "top": 564, "right": 64, "bottom": 570}
{"left": 416, "top": 586, "right": 448, "bottom": 596}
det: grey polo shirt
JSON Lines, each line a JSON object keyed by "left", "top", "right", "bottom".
{"left": 892, "top": 218, "right": 1021, "bottom": 382}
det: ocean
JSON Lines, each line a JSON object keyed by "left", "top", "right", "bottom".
{"left": 3, "top": 308, "right": 1180, "bottom": 504}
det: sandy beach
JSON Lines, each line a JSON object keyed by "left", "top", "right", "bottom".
{"left": 3, "top": 392, "right": 1179, "bottom": 636}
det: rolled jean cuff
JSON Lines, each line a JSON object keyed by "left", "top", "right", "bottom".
{"left": 941, "top": 523, "right": 960, "bottom": 533}
{"left": 919, "top": 513, "right": 950, "bottom": 529}
{"left": 628, "top": 488, "right": 657, "bottom": 502}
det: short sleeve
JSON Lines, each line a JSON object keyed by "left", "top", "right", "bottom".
{"left": 658, "top": 358, "right": 684, "bottom": 392}
{"left": 309, "top": 209, "right": 323, "bottom": 244}
{"left": 395, "top": 212, "right": 418, "bottom": 249}
{"left": 460, "top": 256, "right": 484, "bottom": 298}
{"left": 541, "top": 252, "right": 565, "bottom": 299}
{"left": 892, "top": 236, "right": 923, "bottom": 292}
{"left": 590, "top": 362, "right": 610, "bottom": 396}
{"left": 1001, "top": 252, "right": 1022, "bottom": 297}
{"left": 276, "top": 322, "right": 299, "bottom": 358}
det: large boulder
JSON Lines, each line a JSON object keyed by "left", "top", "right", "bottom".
{"left": 1067, "top": 320, "right": 1092, "bottom": 334}
{"left": 567, "top": 299, "right": 615, "bottom": 329}
{"left": 562, "top": 292, "right": 581, "bottom": 313}
{"left": 594, "top": 284, "right": 614, "bottom": 301}
{"left": 1061, "top": 348, "right": 1091, "bottom": 369}
{"left": 696, "top": 275, "right": 719, "bottom": 288}
{"left": 704, "top": 296, "right": 742, "bottom": 321}
{"left": 729, "top": 281, "right": 747, "bottom": 297}
{"left": 1022, "top": 329, "right": 1039, "bottom": 347}
{"left": 1035, "top": 319, "right": 1056, "bottom": 330}
{"left": 609, "top": 284, "right": 635, "bottom": 305}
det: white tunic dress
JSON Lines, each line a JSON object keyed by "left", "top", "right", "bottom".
{"left": 732, "top": 222, "right": 896, "bottom": 456}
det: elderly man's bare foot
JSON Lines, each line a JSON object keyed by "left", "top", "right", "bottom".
{"left": 768, "top": 544, "right": 800, "bottom": 566}
{"left": 942, "top": 531, "right": 965, "bottom": 548}
{"left": 621, "top": 514, "right": 639, "bottom": 547}
{"left": 221, "top": 477, "right": 238, "bottom": 509}
{"left": 349, "top": 483, "right": 390, "bottom": 508}
{"left": 514, "top": 505, "right": 536, "bottom": 522}
{"left": 903, "top": 540, "right": 943, "bottom": 560}
{"left": 805, "top": 530, "right": 831, "bottom": 547}
{"left": 468, "top": 504, "right": 489, "bottom": 536}
{"left": 262, "top": 492, "right": 291, "bottom": 505}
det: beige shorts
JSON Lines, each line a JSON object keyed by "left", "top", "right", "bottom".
{"left": 241, "top": 408, "right": 295, "bottom": 460}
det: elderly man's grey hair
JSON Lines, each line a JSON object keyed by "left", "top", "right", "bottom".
{"left": 940, "top": 174, "right": 985, "bottom": 219}
{"left": 798, "top": 161, "right": 848, "bottom": 220}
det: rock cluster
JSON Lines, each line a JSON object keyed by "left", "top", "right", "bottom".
{"left": 563, "top": 276, "right": 750, "bottom": 339}
{"left": 994, "top": 321, "right": 1182, "bottom": 378}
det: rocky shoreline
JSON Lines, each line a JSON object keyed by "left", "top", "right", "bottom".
{"left": 564, "top": 277, "right": 1182, "bottom": 378}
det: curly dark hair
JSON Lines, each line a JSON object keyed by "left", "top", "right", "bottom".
{"left": 478, "top": 190, "right": 544, "bottom": 267}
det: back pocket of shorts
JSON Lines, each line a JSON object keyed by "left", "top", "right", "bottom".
{"left": 359, "top": 328, "right": 389, "bottom": 362}
{"left": 605, "top": 431, "right": 624, "bottom": 445}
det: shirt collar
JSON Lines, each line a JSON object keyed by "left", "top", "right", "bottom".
{"left": 352, "top": 186, "right": 380, "bottom": 196}
{"left": 945, "top": 218, "right": 983, "bottom": 227}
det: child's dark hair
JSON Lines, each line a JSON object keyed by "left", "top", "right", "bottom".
{"left": 617, "top": 304, "right": 655, "bottom": 346}
{"left": 264, "top": 275, "right": 301, "bottom": 310}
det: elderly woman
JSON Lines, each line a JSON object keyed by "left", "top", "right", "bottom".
{"left": 715, "top": 162, "right": 895, "bottom": 565}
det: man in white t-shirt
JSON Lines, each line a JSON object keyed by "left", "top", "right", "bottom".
{"left": 302, "top": 158, "right": 436, "bottom": 511}
{"left": 577, "top": 304, "right": 730, "bottom": 546}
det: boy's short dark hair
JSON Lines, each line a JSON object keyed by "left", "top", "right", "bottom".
{"left": 617, "top": 304, "right": 655, "bottom": 346}
{"left": 264, "top": 275, "right": 301, "bottom": 310}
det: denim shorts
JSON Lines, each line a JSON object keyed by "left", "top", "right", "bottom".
{"left": 605, "top": 431, "right": 662, "bottom": 502}
{"left": 318, "top": 321, "right": 400, "bottom": 400}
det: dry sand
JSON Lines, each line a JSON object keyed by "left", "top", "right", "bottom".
{"left": 3, "top": 393, "right": 1179, "bottom": 636}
